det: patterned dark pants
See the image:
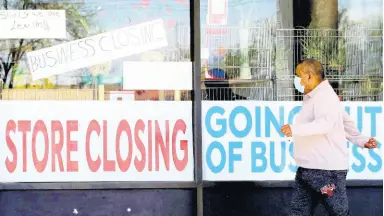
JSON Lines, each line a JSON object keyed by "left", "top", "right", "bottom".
{"left": 288, "top": 167, "right": 351, "bottom": 216}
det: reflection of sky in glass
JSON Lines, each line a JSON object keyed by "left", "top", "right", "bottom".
{"left": 339, "top": 0, "right": 382, "bottom": 22}
{"left": 88, "top": 0, "right": 382, "bottom": 31}
{"left": 84, "top": 0, "right": 190, "bottom": 30}
{"left": 84, "top": 0, "right": 276, "bottom": 31}
{"left": 78, "top": 0, "right": 277, "bottom": 79}
{"left": 3, "top": 0, "right": 382, "bottom": 84}
{"left": 77, "top": 0, "right": 382, "bottom": 80}
{"left": 201, "top": 0, "right": 276, "bottom": 25}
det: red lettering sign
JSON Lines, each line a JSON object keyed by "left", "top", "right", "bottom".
{"left": 5, "top": 119, "right": 189, "bottom": 174}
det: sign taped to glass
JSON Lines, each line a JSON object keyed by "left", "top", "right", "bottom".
{"left": 202, "top": 101, "right": 383, "bottom": 181}
{"left": 26, "top": 19, "right": 168, "bottom": 80}
{"left": 0, "top": 10, "right": 66, "bottom": 39}
{"left": 0, "top": 101, "right": 193, "bottom": 182}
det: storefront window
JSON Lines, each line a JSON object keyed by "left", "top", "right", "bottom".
{"left": 199, "top": 0, "right": 277, "bottom": 101}
{"left": 0, "top": 0, "right": 192, "bottom": 101}
{"left": 0, "top": 0, "right": 195, "bottom": 183}
{"left": 200, "top": 0, "right": 383, "bottom": 102}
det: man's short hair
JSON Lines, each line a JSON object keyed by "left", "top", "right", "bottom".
{"left": 298, "top": 58, "right": 324, "bottom": 79}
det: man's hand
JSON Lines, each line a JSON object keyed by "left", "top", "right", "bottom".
{"left": 281, "top": 124, "right": 292, "bottom": 137}
{"left": 364, "top": 138, "right": 377, "bottom": 149}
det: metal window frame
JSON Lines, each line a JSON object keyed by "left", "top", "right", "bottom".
{"left": 1, "top": 180, "right": 380, "bottom": 191}
{"left": 190, "top": 0, "right": 203, "bottom": 215}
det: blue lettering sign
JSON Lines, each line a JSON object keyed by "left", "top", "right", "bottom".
{"left": 270, "top": 141, "right": 286, "bottom": 173}
{"left": 205, "top": 106, "right": 226, "bottom": 138}
{"left": 251, "top": 141, "right": 267, "bottom": 172}
{"left": 206, "top": 141, "right": 226, "bottom": 173}
{"left": 204, "top": 103, "right": 382, "bottom": 178}
{"left": 228, "top": 142, "right": 242, "bottom": 173}
{"left": 229, "top": 107, "right": 252, "bottom": 138}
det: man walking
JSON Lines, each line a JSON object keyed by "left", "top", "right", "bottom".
{"left": 280, "top": 59, "right": 377, "bottom": 216}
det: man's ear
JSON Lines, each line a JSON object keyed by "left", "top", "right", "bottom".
{"left": 301, "top": 73, "right": 308, "bottom": 82}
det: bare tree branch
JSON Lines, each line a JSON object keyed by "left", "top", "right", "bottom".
{"left": 15, "top": 39, "right": 25, "bottom": 61}
{"left": 0, "top": 0, "right": 95, "bottom": 88}
{"left": 0, "top": 57, "right": 6, "bottom": 79}
{"left": 6, "top": 51, "right": 12, "bottom": 67}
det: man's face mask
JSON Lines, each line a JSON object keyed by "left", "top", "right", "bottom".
{"left": 294, "top": 76, "right": 304, "bottom": 93}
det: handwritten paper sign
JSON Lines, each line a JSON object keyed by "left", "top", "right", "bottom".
{"left": 26, "top": 19, "right": 168, "bottom": 80}
{"left": 0, "top": 10, "right": 66, "bottom": 39}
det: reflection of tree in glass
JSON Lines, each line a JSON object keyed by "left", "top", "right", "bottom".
{"left": 301, "top": 0, "right": 383, "bottom": 100}
{"left": 0, "top": 0, "right": 96, "bottom": 88}
{"left": 301, "top": 0, "right": 339, "bottom": 70}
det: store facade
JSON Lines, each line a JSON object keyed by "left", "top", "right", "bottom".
{"left": 0, "top": 0, "right": 382, "bottom": 215}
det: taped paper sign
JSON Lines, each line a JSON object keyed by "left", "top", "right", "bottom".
{"left": 0, "top": 10, "right": 66, "bottom": 39}
{"left": 0, "top": 101, "right": 194, "bottom": 182}
{"left": 202, "top": 101, "right": 383, "bottom": 181}
{"left": 26, "top": 19, "right": 168, "bottom": 80}
{"left": 123, "top": 61, "right": 192, "bottom": 90}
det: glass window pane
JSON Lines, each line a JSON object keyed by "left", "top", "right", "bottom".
{"left": 200, "top": 0, "right": 383, "bottom": 102}
{"left": 0, "top": 0, "right": 192, "bottom": 101}
{"left": 200, "top": 0, "right": 277, "bottom": 101}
